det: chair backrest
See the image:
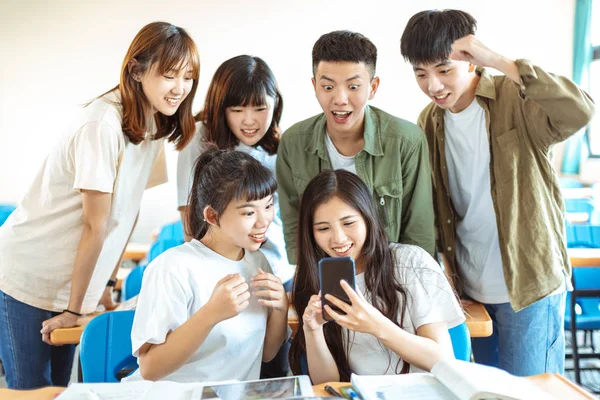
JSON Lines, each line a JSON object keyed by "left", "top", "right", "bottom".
{"left": 567, "top": 267, "right": 600, "bottom": 319}
{"left": 80, "top": 310, "right": 137, "bottom": 383}
{"left": 147, "top": 221, "right": 185, "bottom": 263}
{"left": 567, "top": 223, "right": 600, "bottom": 248}
{"left": 122, "top": 265, "right": 147, "bottom": 301}
{"left": 0, "top": 204, "right": 16, "bottom": 227}
{"left": 449, "top": 321, "right": 471, "bottom": 362}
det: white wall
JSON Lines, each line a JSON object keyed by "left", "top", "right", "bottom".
{"left": 0, "top": 0, "right": 575, "bottom": 243}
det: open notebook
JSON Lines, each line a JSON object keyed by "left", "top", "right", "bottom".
{"left": 351, "top": 359, "right": 557, "bottom": 400}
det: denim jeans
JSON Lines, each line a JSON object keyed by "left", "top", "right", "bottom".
{"left": 471, "top": 292, "right": 566, "bottom": 376}
{"left": 0, "top": 289, "right": 76, "bottom": 389}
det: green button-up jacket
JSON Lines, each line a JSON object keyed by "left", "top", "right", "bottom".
{"left": 276, "top": 105, "right": 436, "bottom": 263}
{"left": 418, "top": 59, "right": 595, "bottom": 311}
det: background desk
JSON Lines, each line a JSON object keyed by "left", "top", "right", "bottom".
{"left": 287, "top": 301, "right": 493, "bottom": 338}
{"left": 313, "top": 374, "right": 595, "bottom": 399}
{"left": 569, "top": 247, "right": 600, "bottom": 267}
{"left": 50, "top": 301, "right": 493, "bottom": 346}
{"left": 123, "top": 243, "right": 149, "bottom": 263}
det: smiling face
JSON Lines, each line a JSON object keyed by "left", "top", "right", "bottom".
{"left": 312, "top": 61, "right": 379, "bottom": 139}
{"left": 140, "top": 61, "right": 194, "bottom": 116}
{"left": 312, "top": 195, "right": 367, "bottom": 272}
{"left": 224, "top": 96, "right": 276, "bottom": 147}
{"left": 413, "top": 59, "right": 477, "bottom": 113}
{"left": 207, "top": 195, "right": 275, "bottom": 261}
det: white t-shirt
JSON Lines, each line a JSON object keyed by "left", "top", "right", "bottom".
{"left": 444, "top": 100, "right": 509, "bottom": 304}
{"left": 325, "top": 133, "right": 357, "bottom": 174}
{"left": 177, "top": 122, "right": 294, "bottom": 284}
{"left": 127, "top": 239, "right": 271, "bottom": 383}
{"left": 0, "top": 91, "right": 166, "bottom": 313}
{"left": 347, "top": 243, "right": 465, "bottom": 375}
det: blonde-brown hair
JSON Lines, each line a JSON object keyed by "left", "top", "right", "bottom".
{"left": 105, "top": 21, "right": 200, "bottom": 150}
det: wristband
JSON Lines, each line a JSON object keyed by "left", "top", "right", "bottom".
{"left": 106, "top": 279, "right": 117, "bottom": 288}
{"left": 63, "top": 309, "right": 82, "bottom": 317}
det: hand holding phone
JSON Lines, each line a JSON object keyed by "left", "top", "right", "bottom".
{"left": 318, "top": 257, "right": 356, "bottom": 322}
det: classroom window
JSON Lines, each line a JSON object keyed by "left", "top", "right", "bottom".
{"left": 587, "top": 0, "right": 600, "bottom": 156}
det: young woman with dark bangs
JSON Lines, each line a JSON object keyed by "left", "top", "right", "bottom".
{"left": 129, "top": 145, "right": 288, "bottom": 383}
{"left": 177, "top": 55, "right": 293, "bottom": 378}
{"left": 177, "top": 55, "right": 293, "bottom": 288}
{"left": 289, "top": 170, "right": 465, "bottom": 384}
{"left": 0, "top": 21, "right": 199, "bottom": 389}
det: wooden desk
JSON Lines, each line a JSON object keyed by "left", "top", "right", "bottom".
{"left": 313, "top": 374, "right": 595, "bottom": 399}
{"left": 51, "top": 299, "right": 493, "bottom": 346}
{"left": 463, "top": 302, "right": 492, "bottom": 338}
{"left": 569, "top": 247, "right": 600, "bottom": 268}
{"left": 123, "top": 243, "right": 149, "bottom": 263}
{"left": 49, "top": 314, "right": 99, "bottom": 345}
{"left": 567, "top": 212, "right": 591, "bottom": 224}
{"left": 0, "top": 386, "right": 65, "bottom": 400}
{"left": 562, "top": 187, "right": 595, "bottom": 200}
{"left": 288, "top": 301, "right": 492, "bottom": 338}
{"left": 1, "top": 374, "right": 592, "bottom": 400}
{"left": 566, "top": 247, "right": 600, "bottom": 384}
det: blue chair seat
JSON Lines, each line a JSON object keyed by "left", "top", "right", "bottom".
{"left": 565, "top": 313, "right": 600, "bottom": 330}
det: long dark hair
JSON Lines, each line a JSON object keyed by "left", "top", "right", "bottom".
{"left": 186, "top": 143, "right": 277, "bottom": 240}
{"left": 197, "top": 55, "right": 283, "bottom": 155}
{"left": 289, "top": 170, "right": 410, "bottom": 380}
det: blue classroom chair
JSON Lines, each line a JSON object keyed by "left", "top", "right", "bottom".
{"left": 122, "top": 265, "right": 147, "bottom": 301}
{"left": 79, "top": 310, "right": 137, "bottom": 383}
{"left": 147, "top": 220, "right": 185, "bottom": 263}
{"left": 0, "top": 204, "right": 16, "bottom": 227}
{"left": 449, "top": 321, "right": 472, "bottom": 362}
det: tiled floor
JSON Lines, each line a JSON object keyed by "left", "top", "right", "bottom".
{"left": 565, "top": 330, "right": 600, "bottom": 394}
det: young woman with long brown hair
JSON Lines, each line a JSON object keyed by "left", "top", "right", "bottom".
{"left": 0, "top": 21, "right": 199, "bottom": 389}
{"left": 289, "top": 170, "right": 464, "bottom": 384}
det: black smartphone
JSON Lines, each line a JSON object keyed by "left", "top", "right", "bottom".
{"left": 318, "top": 257, "right": 356, "bottom": 321}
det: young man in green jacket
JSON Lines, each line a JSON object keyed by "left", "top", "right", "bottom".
{"left": 276, "top": 30, "right": 435, "bottom": 263}
{"left": 400, "top": 9, "right": 595, "bottom": 376}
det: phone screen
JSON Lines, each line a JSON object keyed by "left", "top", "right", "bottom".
{"left": 318, "top": 257, "right": 356, "bottom": 321}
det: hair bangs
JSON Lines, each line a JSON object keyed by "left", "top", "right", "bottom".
{"left": 155, "top": 31, "right": 200, "bottom": 80}
{"left": 401, "top": 10, "right": 477, "bottom": 66}
{"left": 234, "top": 162, "right": 278, "bottom": 203}
{"left": 224, "top": 73, "right": 273, "bottom": 108}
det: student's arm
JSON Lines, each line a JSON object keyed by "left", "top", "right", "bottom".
{"left": 324, "top": 281, "right": 454, "bottom": 372}
{"left": 400, "top": 134, "right": 436, "bottom": 257}
{"left": 98, "top": 212, "right": 139, "bottom": 310}
{"left": 302, "top": 295, "right": 340, "bottom": 384}
{"left": 41, "top": 190, "right": 112, "bottom": 344}
{"left": 275, "top": 136, "right": 299, "bottom": 263}
{"left": 138, "top": 274, "right": 249, "bottom": 381}
{"left": 251, "top": 268, "right": 288, "bottom": 361}
{"left": 451, "top": 35, "right": 595, "bottom": 147}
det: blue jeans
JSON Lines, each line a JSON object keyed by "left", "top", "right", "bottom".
{"left": 471, "top": 292, "right": 566, "bottom": 376}
{"left": 0, "top": 290, "right": 76, "bottom": 389}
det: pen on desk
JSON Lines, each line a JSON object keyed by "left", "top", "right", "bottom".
{"left": 346, "top": 387, "right": 359, "bottom": 399}
{"left": 324, "top": 384, "right": 343, "bottom": 397}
